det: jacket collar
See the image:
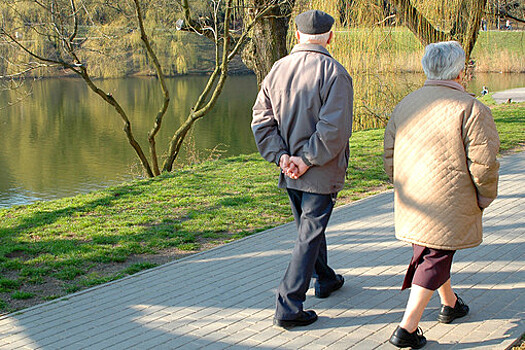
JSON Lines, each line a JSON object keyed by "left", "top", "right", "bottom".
{"left": 424, "top": 79, "right": 466, "bottom": 92}
{"left": 291, "top": 43, "right": 332, "bottom": 57}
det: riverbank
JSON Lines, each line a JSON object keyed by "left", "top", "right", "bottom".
{"left": 0, "top": 100, "right": 523, "bottom": 315}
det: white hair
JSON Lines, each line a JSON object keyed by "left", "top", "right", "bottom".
{"left": 421, "top": 41, "right": 466, "bottom": 80}
{"left": 298, "top": 31, "right": 331, "bottom": 45}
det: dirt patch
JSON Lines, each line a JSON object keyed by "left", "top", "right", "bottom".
{"left": 0, "top": 241, "right": 226, "bottom": 316}
{"left": 4, "top": 250, "right": 29, "bottom": 259}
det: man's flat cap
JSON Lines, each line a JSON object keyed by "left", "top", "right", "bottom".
{"left": 295, "top": 10, "right": 334, "bottom": 35}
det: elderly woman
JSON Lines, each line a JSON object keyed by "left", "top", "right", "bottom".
{"left": 384, "top": 41, "right": 500, "bottom": 348}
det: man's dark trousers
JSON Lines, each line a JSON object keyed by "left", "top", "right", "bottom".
{"left": 275, "top": 188, "right": 338, "bottom": 319}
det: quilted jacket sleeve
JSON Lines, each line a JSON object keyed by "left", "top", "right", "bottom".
{"left": 383, "top": 114, "right": 396, "bottom": 182}
{"left": 463, "top": 101, "right": 500, "bottom": 207}
{"left": 251, "top": 81, "right": 288, "bottom": 165}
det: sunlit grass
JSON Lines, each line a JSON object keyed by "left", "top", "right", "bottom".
{"left": 491, "top": 103, "right": 525, "bottom": 152}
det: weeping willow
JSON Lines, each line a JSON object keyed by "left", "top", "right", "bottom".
{"left": 293, "top": 0, "right": 493, "bottom": 130}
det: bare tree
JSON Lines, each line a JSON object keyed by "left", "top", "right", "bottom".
{"left": 163, "top": 0, "right": 289, "bottom": 171}
{"left": 1, "top": 0, "right": 158, "bottom": 177}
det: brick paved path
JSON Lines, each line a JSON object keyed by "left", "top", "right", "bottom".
{"left": 1, "top": 151, "right": 523, "bottom": 350}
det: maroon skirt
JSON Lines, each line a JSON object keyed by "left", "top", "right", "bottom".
{"left": 402, "top": 244, "right": 456, "bottom": 291}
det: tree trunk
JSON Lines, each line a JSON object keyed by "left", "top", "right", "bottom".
{"left": 455, "top": 0, "right": 488, "bottom": 59}
{"left": 242, "top": 0, "right": 295, "bottom": 87}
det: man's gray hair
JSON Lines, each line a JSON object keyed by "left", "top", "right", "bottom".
{"left": 421, "top": 41, "right": 466, "bottom": 80}
{"left": 298, "top": 31, "right": 331, "bottom": 45}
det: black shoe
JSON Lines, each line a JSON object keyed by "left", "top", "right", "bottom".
{"left": 437, "top": 294, "right": 469, "bottom": 324}
{"left": 389, "top": 326, "right": 427, "bottom": 349}
{"left": 273, "top": 310, "right": 318, "bottom": 328}
{"left": 315, "top": 274, "right": 344, "bottom": 298}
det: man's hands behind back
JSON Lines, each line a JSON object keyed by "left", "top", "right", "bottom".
{"left": 280, "top": 155, "right": 310, "bottom": 180}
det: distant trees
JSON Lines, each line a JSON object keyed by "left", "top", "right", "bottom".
{"left": 490, "top": 0, "right": 525, "bottom": 26}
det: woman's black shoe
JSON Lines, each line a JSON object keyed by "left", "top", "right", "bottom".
{"left": 437, "top": 294, "right": 469, "bottom": 323}
{"left": 389, "top": 326, "right": 427, "bottom": 349}
{"left": 273, "top": 310, "right": 318, "bottom": 328}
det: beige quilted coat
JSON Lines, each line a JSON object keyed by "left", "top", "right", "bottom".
{"left": 383, "top": 80, "right": 500, "bottom": 250}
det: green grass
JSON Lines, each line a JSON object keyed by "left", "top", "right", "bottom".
{"left": 0, "top": 102, "right": 523, "bottom": 314}
{"left": 11, "top": 291, "right": 34, "bottom": 300}
{"left": 0, "top": 278, "right": 21, "bottom": 292}
{"left": 491, "top": 103, "right": 525, "bottom": 152}
{"left": 473, "top": 30, "right": 525, "bottom": 56}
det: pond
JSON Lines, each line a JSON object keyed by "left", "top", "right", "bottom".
{"left": 1, "top": 73, "right": 524, "bottom": 208}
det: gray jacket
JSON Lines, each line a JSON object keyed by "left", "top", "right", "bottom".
{"left": 251, "top": 43, "right": 353, "bottom": 194}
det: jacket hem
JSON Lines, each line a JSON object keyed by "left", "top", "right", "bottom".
{"left": 396, "top": 236, "right": 482, "bottom": 251}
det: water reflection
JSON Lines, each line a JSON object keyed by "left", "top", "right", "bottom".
{"left": 0, "top": 76, "right": 260, "bottom": 207}
{"left": 0, "top": 73, "right": 524, "bottom": 207}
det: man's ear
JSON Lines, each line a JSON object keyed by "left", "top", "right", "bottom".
{"left": 454, "top": 70, "right": 464, "bottom": 83}
{"left": 327, "top": 31, "right": 334, "bottom": 45}
{"left": 296, "top": 31, "right": 300, "bottom": 42}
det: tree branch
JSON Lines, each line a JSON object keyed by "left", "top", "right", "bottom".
{"left": 1, "top": 29, "right": 78, "bottom": 71}
{"left": 133, "top": 0, "right": 170, "bottom": 176}
{"left": 389, "top": 0, "right": 447, "bottom": 45}
{"left": 69, "top": 0, "right": 79, "bottom": 42}
{"left": 179, "top": 0, "right": 216, "bottom": 40}
{"left": 163, "top": 0, "right": 236, "bottom": 172}
{"left": 77, "top": 65, "right": 154, "bottom": 177}
{"left": 0, "top": 62, "right": 55, "bottom": 78}
{"left": 499, "top": 8, "right": 525, "bottom": 23}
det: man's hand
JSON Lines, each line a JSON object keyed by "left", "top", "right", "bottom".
{"left": 280, "top": 154, "right": 298, "bottom": 178}
{"left": 286, "top": 156, "right": 310, "bottom": 179}
{"left": 279, "top": 154, "right": 291, "bottom": 171}
{"left": 279, "top": 154, "right": 310, "bottom": 179}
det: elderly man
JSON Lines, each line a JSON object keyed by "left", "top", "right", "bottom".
{"left": 251, "top": 10, "right": 353, "bottom": 327}
{"left": 384, "top": 41, "right": 500, "bottom": 348}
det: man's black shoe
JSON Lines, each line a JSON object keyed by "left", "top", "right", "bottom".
{"left": 389, "top": 326, "right": 427, "bottom": 349}
{"left": 437, "top": 294, "right": 469, "bottom": 323}
{"left": 315, "top": 274, "right": 344, "bottom": 298}
{"left": 273, "top": 310, "right": 318, "bottom": 328}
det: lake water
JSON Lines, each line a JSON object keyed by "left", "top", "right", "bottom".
{"left": 1, "top": 73, "right": 524, "bottom": 208}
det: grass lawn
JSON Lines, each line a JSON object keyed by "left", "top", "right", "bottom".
{"left": 0, "top": 101, "right": 523, "bottom": 315}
